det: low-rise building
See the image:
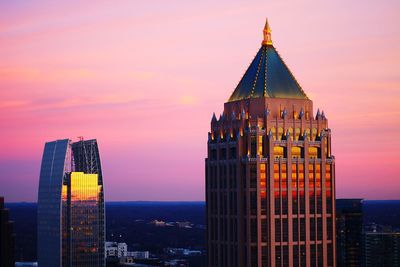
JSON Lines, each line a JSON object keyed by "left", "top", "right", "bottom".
{"left": 176, "top": 221, "right": 191, "bottom": 228}
{"left": 165, "top": 248, "right": 202, "bottom": 257}
{"left": 149, "top": 220, "right": 166, "bottom": 227}
{"left": 164, "top": 259, "right": 188, "bottom": 267}
{"left": 106, "top": 242, "right": 128, "bottom": 258}
{"left": 15, "top": 263, "right": 38, "bottom": 267}
{"left": 126, "top": 251, "right": 150, "bottom": 259}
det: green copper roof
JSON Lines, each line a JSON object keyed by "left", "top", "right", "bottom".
{"left": 228, "top": 45, "right": 308, "bottom": 102}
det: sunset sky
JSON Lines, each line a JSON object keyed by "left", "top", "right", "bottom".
{"left": 1, "top": 0, "right": 399, "bottom": 201}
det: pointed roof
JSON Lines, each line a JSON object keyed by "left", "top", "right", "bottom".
{"left": 228, "top": 19, "right": 308, "bottom": 102}
{"left": 262, "top": 18, "right": 272, "bottom": 46}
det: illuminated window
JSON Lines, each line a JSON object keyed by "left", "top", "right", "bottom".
{"left": 260, "top": 164, "right": 266, "bottom": 189}
{"left": 326, "top": 164, "right": 331, "bottom": 188}
{"left": 292, "top": 164, "right": 297, "bottom": 188}
{"left": 298, "top": 164, "right": 304, "bottom": 188}
{"left": 274, "top": 164, "right": 279, "bottom": 189}
{"left": 274, "top": 146, "right": 284, "bottom": 158}
{"left": 292, "top": 146, "right": 301, "bottom": 158}
{"left": 281, "top": 164, "right": 287, "bottom": 189}
{"left": 315, "top": 164, "right": 321, "bottom": 189}
{"left": 258, "top": 135, "right": 263, "bottom": 156}
{"left": 309, "top": 164, "right": 314, "bottom": 188}
{"left": 309, "top": 147, "right": 318, "bottom": 158}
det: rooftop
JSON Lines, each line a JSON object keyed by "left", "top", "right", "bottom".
{"left": 228, "top": 19, "right": 308, "bottom": 102}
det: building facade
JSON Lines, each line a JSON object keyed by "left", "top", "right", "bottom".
{"left": 206, "top": 19, "right": 336, "bottom": 267}
{"left": 336, "top": 199, "right": 363, "bottom": 267}
{"left": 364, "top": 232, "right": 400, "bottom": 267}
{"left": 37, "top": 139, "right": 105, "bottom": 267}
{"left": 105, "top": 242, "right": 128, "bottom": 258}
{"left": 0, "top": 196, "right": 15, "bottom": 267}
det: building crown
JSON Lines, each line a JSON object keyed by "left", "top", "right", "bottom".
{"left": 228, "top": 18, "right": 308, "bottom": 102}
{"left": 262, "top": 18, "right": 273, "bottom": 46}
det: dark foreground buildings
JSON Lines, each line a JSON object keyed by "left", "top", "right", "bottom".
{"left": 206, "top": 19, "right": 336, "bottom": 267}
{"left": 336, "top": 199, "right": 363, "bottom": 267}
{"left": 0, "top": 196, "right": 15, "bottom": 267}
{"left": 37, "top": 139, "right": 105, "bottom": 267}
{"left": 364, "top": 232, "right": 400, "bottom": 267}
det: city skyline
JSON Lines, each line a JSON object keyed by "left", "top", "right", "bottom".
{"left": 1, "top": 0, "right": 400, "bottom": 202}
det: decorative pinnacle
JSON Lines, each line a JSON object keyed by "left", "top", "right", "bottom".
{"left": 262, "top": 18, "right": 273, "bottom": 46}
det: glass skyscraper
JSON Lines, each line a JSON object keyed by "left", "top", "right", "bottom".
{"left": 206, "top": 19, "right": 336, "bottom": 267}
{"left": 38, "top": 139, "right": 105, "bottom": 267}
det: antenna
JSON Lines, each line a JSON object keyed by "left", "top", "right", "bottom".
{"left": 77, "top": 136, "right": 84, "bottom": 142}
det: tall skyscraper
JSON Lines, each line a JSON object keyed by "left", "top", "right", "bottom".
{"left": 336, "top": 199, "right": 363, "bottom": 267}
{"left": 0, "top": 196, "right": 15, "bottom": 267}
{"left": 37, "top": 139, "right": 105, "bottom": 267}
{"left": 206, "top": 19, "right": 336, "bottom": 267}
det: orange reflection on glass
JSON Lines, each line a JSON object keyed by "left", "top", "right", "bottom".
{"left": 309, "top": 147, "right": 318, "bottom": 158}
{"left": 292, "top": 163, "right": 297, "bottom": 188}
{"left": 70, "top": 172, "right": 99, "bottom": 202}
{"left": 315, "top": 164, "right": 321, "bottom": 188}
{"left": 281, "top": 164, "right": 287, "bottom": 188}
{"left": 309, "top": 164, "right": 314, "bottom": 188}
{"left": 274, "top": 146, "right": 284, "bottom": 158}
{"left": 326, "top": 190, "right": 331, "bottom": 198}
{"left": 274, "top": 164, "right": 279, "bottom": 189}
{"left": 258, "top": 135, "right": 263, "bottom": 155}
{"left": 292, "top": 146, "right": 301, "bottom": 158}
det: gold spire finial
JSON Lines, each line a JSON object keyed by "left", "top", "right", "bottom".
{"left": 262, "top": 18, "right": 273, "bottom": 46}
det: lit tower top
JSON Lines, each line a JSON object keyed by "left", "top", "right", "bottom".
{"left": 262, "top": 18, "right": 273, "bottom": 46}
{"left": 228, "top": 18, "right": 308, "bottom": 102}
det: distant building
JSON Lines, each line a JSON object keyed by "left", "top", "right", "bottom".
{"left": 164, "top": 259, "right": 188, "bottom": 267}
{"left": 15, "top": 263, "right": 38, "bottom": 267}
{"left": 336, "top": 199, "right": 363, "bottom": 267}
{"left": 206, "top": 19, "right": 336, "bottom": 267}
{"left": 364, "top": 232, "right": 400, "bottom": 267}
{"left": 0, "top": 196, "right": 15, "bottom": 267}
{"left": 106, "top": 241, "right": 149, "bottom": 261}
{"left": 183, "top": 250, "right": 201, "bottom": 256}
{"left": 176, "top": 221, "right": 191, "bottom": 228}
{"left": 106, "top": 242, "right": 128, "bottom": 258}
{"left": 37, "top": 139, "right": 105, "bottom": 267}
{"left": 165, "top": 248, "right": 202, "bottom": 257}
{"left": 149, "top": 220, "right": 166, "bottom": 227}
{"left": 126, "top": 251, "right": 150, "bottom": 259}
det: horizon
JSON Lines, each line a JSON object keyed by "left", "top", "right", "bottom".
{"left": 1, "top": 0, "right": 400, "bottom": 202}
{"left": 5, "top": 199, "right": 400, "bottom": 205}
